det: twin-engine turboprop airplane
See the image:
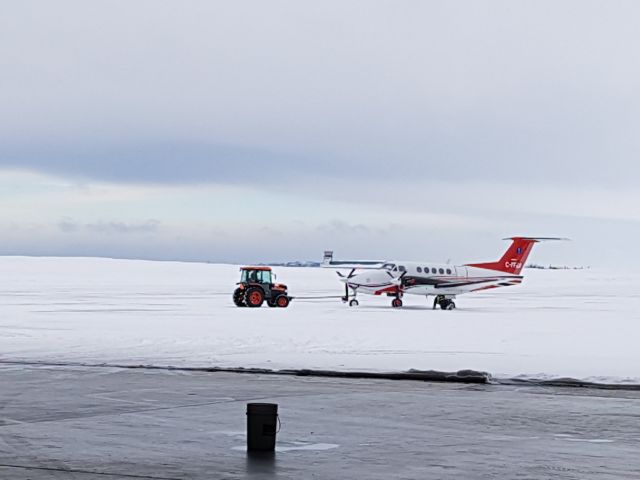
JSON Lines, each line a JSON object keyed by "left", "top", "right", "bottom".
{"left": 322, "top": 237, "right": 566, "bottom": 310}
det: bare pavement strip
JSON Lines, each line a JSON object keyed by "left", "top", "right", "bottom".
{"left": 0, "top": 364, "right": 639, "bottom": 479}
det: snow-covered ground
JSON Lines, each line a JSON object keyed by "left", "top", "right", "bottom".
{"left": 2, "top": 256, "right": 639, "bottom": 384}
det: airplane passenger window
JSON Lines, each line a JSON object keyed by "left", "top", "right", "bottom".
{"left": 446, "top": 268, "right": 452, "bottom": 274}
{"left": 439, "top": 268, "right": 444, "bottom": 274}
{"left": 417, "top": 267, "right": 422, "bottom": 273}
{"left": 431, "top": 268, "right": 437, "bottom": 274}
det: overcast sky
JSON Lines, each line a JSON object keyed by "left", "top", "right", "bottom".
{"left": 2, "top": 0, "right": 639, "bottom": 266}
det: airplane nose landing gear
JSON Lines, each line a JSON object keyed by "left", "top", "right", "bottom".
{"left": 391, "top": 298, "right": 403, "bottom": 308}
{"left": 343, "top": 282, "right": 359, "bottom": 307}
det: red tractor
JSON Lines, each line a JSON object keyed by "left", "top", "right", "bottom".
{"left": 233, "top": 266, "right": 291, "bottom": 308}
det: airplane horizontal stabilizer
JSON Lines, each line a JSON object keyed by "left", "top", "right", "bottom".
{"left": 322, "top": 251, "right": 385, "bottom": 269}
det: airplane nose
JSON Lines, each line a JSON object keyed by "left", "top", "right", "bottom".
{"left": 338, "top": 270, "right": 389, "bottom": 288}
{"left": 347, "top": 272, "right": 372, "bottom": 286}
{"left": 344, "top": 275, "right": 358, "bottom": 287}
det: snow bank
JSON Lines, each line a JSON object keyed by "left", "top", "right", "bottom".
{"left": 2, "top": 256, "right": 639, "bottom": 384}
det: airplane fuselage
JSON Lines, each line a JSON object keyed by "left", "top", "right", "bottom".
{"left": 343, "top": 261, "right": 522, "bottom": 297}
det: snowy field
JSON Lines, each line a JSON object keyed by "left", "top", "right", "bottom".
{"left": 2, "top": 256, "right": 639, "bottom": 384}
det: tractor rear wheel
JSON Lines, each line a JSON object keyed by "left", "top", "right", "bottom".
{"left": 233, "top": 288, "right": 246, "bottom": 307}
{"left": 275, "top": 295, "right": 290, "bottom": 308}
{"left": 245, "top": 287, "right": 265, "bottom": 307}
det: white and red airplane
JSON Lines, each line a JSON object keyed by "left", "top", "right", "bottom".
{"left": 323, "top": 237, "right": 566, "bottom": 309}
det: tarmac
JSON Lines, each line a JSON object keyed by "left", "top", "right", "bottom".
{"left": 1, "top": 365, "right": 639, "bottom": 479}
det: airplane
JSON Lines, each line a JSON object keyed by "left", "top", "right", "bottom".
{"left": 322, "top": 237, "right": 567, "bottom": 310}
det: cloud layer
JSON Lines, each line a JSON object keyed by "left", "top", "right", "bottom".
{"left": 2, "top": 1, "right": 640, "bottom": 265}
{"left": 2, "top": 1, "right": 640, "bottom": 188}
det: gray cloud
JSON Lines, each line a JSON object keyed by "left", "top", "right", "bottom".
{"left": 58, "top": 219, "right": 160, "bottom": 235}
{"left": 316, "top": 220, "right": 401, "bottom": 236}
{"left": 1, "top": 1, "right": 640, "bottom": 188}
{"left": 2, "top": 141, "right": 310, "bottom": 184}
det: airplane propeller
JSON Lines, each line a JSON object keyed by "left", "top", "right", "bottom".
{"left": 388, "top": 270, "right": 407, "bottom": 286}
{"left": 336, "top": 268, "right": 357, "bottom": 279}
{"left": 336, "top": 269, "right": 357, "bottom": 302}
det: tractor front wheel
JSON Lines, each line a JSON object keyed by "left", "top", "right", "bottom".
{"left": 245, "top": 287, "right": 265, "bottom": 307}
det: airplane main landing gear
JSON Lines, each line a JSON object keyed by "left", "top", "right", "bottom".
{"left": 433, "top": 295, "right": 456, "bottom": 310}
{"left": 391, "top": 298, "right": 403, "bottom": 308}
{"left": 442, "top": 300, "right": 456, "bottom": 310}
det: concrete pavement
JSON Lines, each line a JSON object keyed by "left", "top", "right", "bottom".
{"left": 1, "top": 365, "right": 639, "bottom": 479}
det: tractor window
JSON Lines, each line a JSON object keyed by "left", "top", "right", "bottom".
{"left": 242, "top": 270, "right": 272, "bottom": 283}
{"left": 257, "top": 270, "right": 272, "bottom": 283}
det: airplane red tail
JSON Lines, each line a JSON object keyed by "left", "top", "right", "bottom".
{"left": 466, "top": 237, "right": 563, "bottom": 275}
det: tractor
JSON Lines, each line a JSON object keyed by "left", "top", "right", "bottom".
{"left": 233, "top": 266, "right": 291, "bottom": 308}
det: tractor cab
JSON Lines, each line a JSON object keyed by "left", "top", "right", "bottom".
{"left": 233, "top": 266, "right": 290, "bottom": 308}
{"left": 240, "top": 267, "right": 273, "bottom": 285}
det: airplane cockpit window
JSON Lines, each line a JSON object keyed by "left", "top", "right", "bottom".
{"left": 398, "top": 265, "right": 406, "bottom": 272}
{"left": 381, "top": 263, "right": 396, "bottom": 270}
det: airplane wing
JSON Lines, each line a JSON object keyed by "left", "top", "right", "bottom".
{"left": 401, "top": 275, "right": 523, "bottom": 292}
{"left": 322, "top": 251, "right": 385, "bottom": 269}
{"left": 434, "top": 278, "right": 507, "bottom": 289}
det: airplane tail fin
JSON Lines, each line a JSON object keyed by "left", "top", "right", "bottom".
{"left": 466, "top": 237, "right": 567, "bottom": 275}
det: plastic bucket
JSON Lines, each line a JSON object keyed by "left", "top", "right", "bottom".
{"left": 246, "top": 403, "right": 279, "bottom": 452}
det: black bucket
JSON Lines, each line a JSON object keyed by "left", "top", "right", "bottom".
{"left": 246, "top": 403, "right": 279, "bottom": 452}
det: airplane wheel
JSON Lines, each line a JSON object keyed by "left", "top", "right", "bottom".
{"left": 349, "top": 299, "right": 359, "bottom": 307}
{"left": 444, "top": 301, "right": 456, "bottom": 310}
{"left": 392, "top": 298, "right": 403, "bottom": 308}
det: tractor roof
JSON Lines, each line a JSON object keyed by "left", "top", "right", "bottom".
{"left": 240, "top": 266, "right": 272, "bottom": 271}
